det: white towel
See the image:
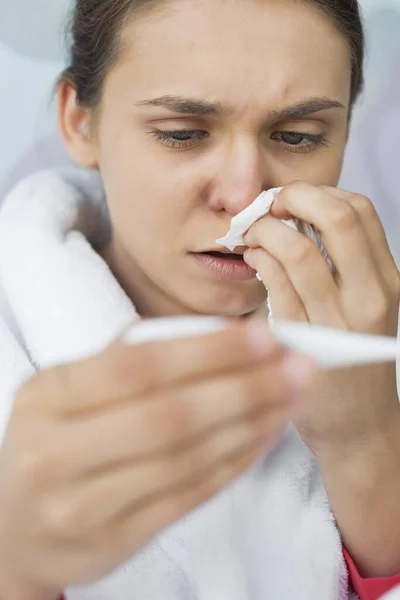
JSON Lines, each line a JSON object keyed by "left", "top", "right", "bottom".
{"left": 0, "top": 167, "right": 353, "bottom": 600}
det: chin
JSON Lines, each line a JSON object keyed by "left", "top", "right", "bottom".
{"left": 187, "top": 282, "right": 268, "bottom": 317}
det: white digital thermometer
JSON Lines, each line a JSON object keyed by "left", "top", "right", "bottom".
{"left": 124, "top": 316, "right": 400, "bottom": 370}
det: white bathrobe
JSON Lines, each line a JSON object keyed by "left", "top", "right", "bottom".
{"left": 0, "top": 167, "right": 362, "bottom": 600}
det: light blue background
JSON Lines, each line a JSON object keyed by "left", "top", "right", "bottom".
{"left": 0, "top": 0, "right": 399, "bottom": 260}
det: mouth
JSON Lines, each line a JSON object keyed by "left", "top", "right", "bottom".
{"left": 200, "top": 250, "right": 245, "bottom": 261}
{"left": 189, "top": 248, "right": 256, "bottom": 281}
{"left": 193, "top": 246, "right": 247, "bottom": 259}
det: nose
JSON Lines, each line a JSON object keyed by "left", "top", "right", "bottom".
{"left": 207, "top": 138, "right": 272, "bottom": 216}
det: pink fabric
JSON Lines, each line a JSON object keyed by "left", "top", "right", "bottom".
{"left": 344, "top": 549, "right": 400, "bottom": 600}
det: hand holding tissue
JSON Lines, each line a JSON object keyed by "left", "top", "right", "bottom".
{"left": 216, "top": 186, "right": 333, "bottom": 272}
{"left": 215, "top": 183, "right": 399, "bottom": 369}
{"left": 216, "top": 182, "right": 400, "bottom": 459}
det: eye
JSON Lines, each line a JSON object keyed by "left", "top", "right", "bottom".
{"left": 271, "top": 131, "right": 329, "bottom": 154}
{"left": 149, "top": 129, "right": 209, "bottom": 149}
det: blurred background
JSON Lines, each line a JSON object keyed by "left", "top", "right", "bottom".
{"left": 0, "top": 0, "right": 399, "bottom": 263}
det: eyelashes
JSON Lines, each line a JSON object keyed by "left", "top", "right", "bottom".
{"left": 148, "top": 128, "right": 330, "bottom": 154}
{"left": 270, "top": 131, "right": 330, "bottom": 153}
{"left": 149, "top": 129, "right": 209, "bottom": 149}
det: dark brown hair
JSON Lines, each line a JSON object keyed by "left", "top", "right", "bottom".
{"left": 61, "top": 0, "right": 365, "bottom": 109}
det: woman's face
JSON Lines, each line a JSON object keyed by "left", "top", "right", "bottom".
{"left": 61, "top": 0, "right": 351, "bottom": 318}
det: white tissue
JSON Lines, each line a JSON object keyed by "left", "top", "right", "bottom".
{"left": 123, "top": 316, "right": 400, "bottom": 370}
{"left": 216, "top": 188, "right": 283, "bottom": 251}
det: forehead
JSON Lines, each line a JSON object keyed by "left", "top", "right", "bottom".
{"left": 113, "top": 0, "right": 351, "bottom": 112}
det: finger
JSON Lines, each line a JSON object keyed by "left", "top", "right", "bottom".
{"left": 51, "top": 400, "right": 299, "bottom": 534}
{"left": 55, "top": 357, "right": 317, "bottom": 536}
{"left": 320, "top": 186, "right": 400, "bottom": 296}
{"left": 55, "top": 350, "right": 311, "bottom": 475}
{"left": 21, "top": 319, "right": 277, "bottom": 416}
{"left": 244, "top": 217, "right": 345, "bottom": 327}
{"left": 243, "top": 248, "right": 308, "bottom": 322}
{"left": 119, "top": 438, "right": 272, "bottom": 552}
{"left": 270, "top": 182, "right": 383, "bottom": 294}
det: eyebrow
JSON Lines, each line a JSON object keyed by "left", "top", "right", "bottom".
{"left": 134, "top": 95, "right": 346, "bottom": 120}
{"left": 135, "top": 95, "right": 229, "bottom": 116}
{"left": 266, "top": 98, "right": 346, "bottom": 123}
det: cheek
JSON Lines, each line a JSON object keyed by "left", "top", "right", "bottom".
{"left": 106, "top": 170, "right": 177, "bottom": 242}
{"left": 98, "top": 131, "right": 207, "bottom": 246}
{"left": 281, "top": 146, "right": 346, "bottom": 187}
{"left": 318, "top": 130, "right": 348, "bottom": 185}
{"left": 317, "top": 146, "right": 347, "bottom": 185}
{"left": 99, "top": 137, "right": 170, "bottom": 226}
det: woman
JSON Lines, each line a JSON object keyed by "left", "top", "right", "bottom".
{"left": 0, "top": 0, "right": 399, "bottom": 599}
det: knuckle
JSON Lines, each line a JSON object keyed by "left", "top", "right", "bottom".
{"left": 349, "top": 193, "right": 374, "bottom": 217}
{"left": 278, "top": 181, "right": 306, "bottom": 205}
{"left": 143, "top": 391, "right": 195, "bottom": 444}
{"left": 282, "top": 180, "right": 304, "bottom": 196}
{"left": 364, "top": 291, "right": 391, "bottom": 327}
{"left": 45, "top": 364, "right": 74, "bottom": 395}
{"left": 43, "top": 364, "right": 77, "bottom": 406}
{"left": 329, "top": 203, "right": 358, "bottom": 230}
{"left": 16, "top": 364, "right": 76, "bottom": 414}
{"left": 287, "top": 239, "right": 316, "bottom": 266}
{"left": 16, "top": 448, "right": 59, "bottom": 492}
{"left": 46, "top": 497, "right": 88, "bottom": 539}
{"left": 15, "top": 375, "right": 42, "bottom": 413}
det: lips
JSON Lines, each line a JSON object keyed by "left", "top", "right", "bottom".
{"left": 189, "top": 249, "right": 256, "bottom": 281}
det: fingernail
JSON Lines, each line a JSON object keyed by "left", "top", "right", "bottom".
{"left": 283, "top": 353, "right": 316, "bottom": 391}
{"left": 246, "top": 320, "right": 274, "bottom": 355}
